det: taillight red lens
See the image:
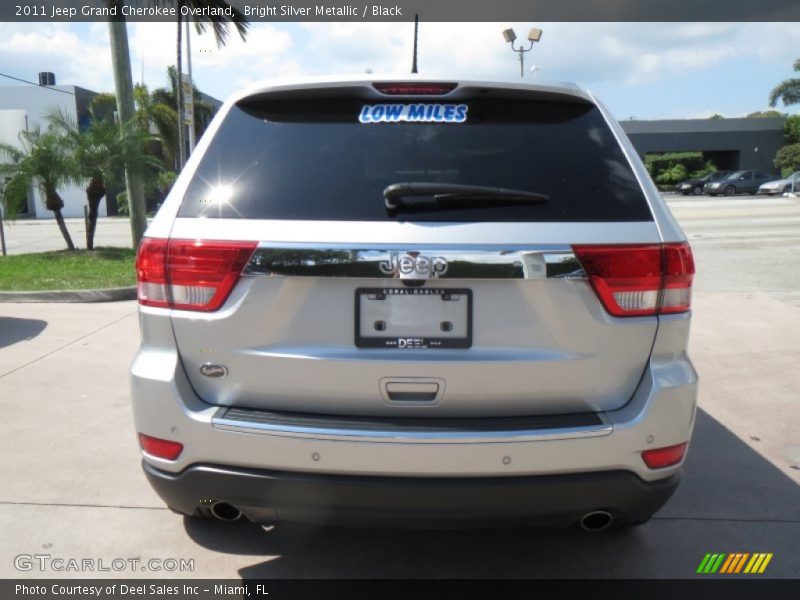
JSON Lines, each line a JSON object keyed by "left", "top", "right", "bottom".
{"left": 642, "top": 442, "right": 688, "bottom": 469}
{"left": 166, "top": 239, "right": 257, "bottom": 311}
{"left": 136, "top": 238, "right": 257, "bottom": 312}
{"left": 136, "top": 237, "right": 170, "bottom": 308}
{"left": 373, "top": 82, "right": 457, "bottom": 95}
{"left": 573, "top": 244, "right": 662, "bottom": 316}
{"left": 572, "top": 243, "right": 694, "bottom": 317}
{"left": 138, "top": 433, "right": 183, "bottom": 460}
{"left": 660, "top": 243, "right": 695, "bottom": 314}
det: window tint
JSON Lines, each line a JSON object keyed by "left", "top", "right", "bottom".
{"left": 179, "top": 96, "right": 652, "bottom": 222}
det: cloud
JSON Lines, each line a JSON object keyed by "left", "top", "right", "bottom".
{"left": 3, "top": 22, "right": 800, "bottom": 118}
{"left": 0, "top": 23, "right": 112, "bottom": 92}
{"left": 129, "top": 22, "right": 299, "bottom": 98}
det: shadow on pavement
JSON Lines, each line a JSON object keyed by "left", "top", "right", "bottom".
{"left": 183, "top": 410, "right": 800, "bottom": 578}
{"left": 0, "top": 317, "right": 47, "bottom": 350}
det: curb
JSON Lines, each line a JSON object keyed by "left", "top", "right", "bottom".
{"left": 0, "top": 286, "right": 136, "bottom": 303}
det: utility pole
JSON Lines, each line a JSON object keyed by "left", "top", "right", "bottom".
{"left": 108, "top": 14, "right": 148, "bottom": 247}
{"left": 411, "top": 14, "right": 419, "bottom": 74}
{"left": 185, "top": 20, "right": 196, "bottom": 154}
{"left": 176, "top": 3, "right": 186, "bottom": 171}
{"left": 0, "top": 202, "right": 6, "bottom": 256}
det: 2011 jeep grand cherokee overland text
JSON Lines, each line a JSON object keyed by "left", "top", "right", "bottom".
{"left": 131, "top": 77, "right": 698, "bottom": 530}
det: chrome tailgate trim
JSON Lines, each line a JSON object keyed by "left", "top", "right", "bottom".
{"left": 243, "top": 244, "right": 585, "bottom": 280}
{"left": 212, "top": 407, "right": 613, "bottom": 444}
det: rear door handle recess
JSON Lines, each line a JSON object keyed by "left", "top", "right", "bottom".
{"left": 381, "top": 378, "right": 445, "bottom": 404}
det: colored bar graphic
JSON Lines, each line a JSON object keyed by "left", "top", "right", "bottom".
{"left": 744, "top": 554, "right": 761, "bottom": 574}
{"left": 734, "top": 553, "right": 749, "bottom": 573}
{"left": 758, "top": 553, "right": 773, "bottom": 573}
{"left": 722, "top": 553, "right": 738, "bottom": 573}
{"left": 697, "top": 552, "right": 773, "bottom": 574}
{"left": 719, "top": 554, "right": 736, "bottom": 574}
{"left": 697, "top": 554, "right": 713, "bottom": 574}
{"left": 725, "top": 553, "right": 739, "bottom": 573}
{"left": 710, "top": 554, "right": 725, "bottom": 573}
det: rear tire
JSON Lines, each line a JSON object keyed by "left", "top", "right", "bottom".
{"left": 723, "top": 185, "right": 735, "bottom": 196}
{"left": 692, "top": 186, "right": 703, "bottom": 196}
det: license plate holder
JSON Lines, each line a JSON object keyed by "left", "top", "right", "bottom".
{"left": 355, "top": 287, "right": 472, "bottom": 349}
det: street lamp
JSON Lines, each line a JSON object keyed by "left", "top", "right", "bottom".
{"left": 502, "top": 27, "right": 543, "bottom": 78}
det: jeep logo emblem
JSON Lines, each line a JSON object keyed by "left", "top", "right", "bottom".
{"left": 199, "top": 363, "right": 228, "bottom": 378}
{"left": 378, "top": 251, "right": 448, "bottom": 278}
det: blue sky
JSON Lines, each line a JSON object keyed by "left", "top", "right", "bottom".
{"left": 1, "top": 21, "right": 798, "bottom": 120}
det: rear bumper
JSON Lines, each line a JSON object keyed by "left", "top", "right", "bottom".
{"left": 143, "top": 461, "right": 681, "bottom": 527}
{"left": 131, "top": 310, "right": 698, "bottom": 524}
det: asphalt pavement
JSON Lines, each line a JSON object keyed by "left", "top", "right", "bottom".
{"left": 0, "top": 195, "right": 798, "bottom": 578}
{"left": 1, "top": 216, "right": 135, "bottom": 255}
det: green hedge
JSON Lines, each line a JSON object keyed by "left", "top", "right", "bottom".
{"left": 774, "top": 143, "right": 800, "bottom": 176}
{"left": 644, "top": 152, "right": 716, "bottom": 188}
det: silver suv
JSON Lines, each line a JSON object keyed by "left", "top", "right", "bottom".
{"left": 131, "top": 77, "right": 697, "bottom": 530}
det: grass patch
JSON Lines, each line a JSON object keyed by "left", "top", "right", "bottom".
{"left": 0, "top": 247, "right": 136, "bottom": 291}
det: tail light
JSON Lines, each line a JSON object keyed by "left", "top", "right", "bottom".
{"left": 373, "top": 82, "right": 457, "bottom": 95}
{"left": 136, "top": 238, "right": 257, "bottom": 312}
{"left": 138, "top": 433, "right": 183, "bottom": 460}
{"left": 659, "top": 243, "right": 695, "bottom": 314}
{"left": 642, "top": 442, "right": 688, "bottom": 469}
{"left": 572, "top": 243, "right": 694, "bottom": 317}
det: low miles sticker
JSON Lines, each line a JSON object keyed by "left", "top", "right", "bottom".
{"left": 359, "top": 103, "right": 468, "bottom": 124}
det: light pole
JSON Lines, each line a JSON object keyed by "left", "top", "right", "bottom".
{"left": 502, "top": 27, "right": 543, "bottom": 78}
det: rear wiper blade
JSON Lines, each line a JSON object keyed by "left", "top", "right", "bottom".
{"left": 383, "top": 182, "right": 549, "bottom": 211}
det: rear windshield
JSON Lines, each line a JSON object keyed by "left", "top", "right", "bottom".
{"left": 178, "top": 96, "right": 652, "bottom": 222}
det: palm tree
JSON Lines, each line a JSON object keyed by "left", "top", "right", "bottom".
{"left": 173, "top": 0, "right": 248, "bottom": 169}
{"left": 88, "top": 93, "right": 119, "bottom": 120}
{"left": 47, "top": 108, "right": 162, "bottom": 249}
{"left": 105, "top": 0, "right": 247, "bottom": 246}
{"left": 0, "top": 127, "right": 77, "bottom": 250}
{"left": 769, "top": 58, "right": 800, "bottom": 107}
{"left": 134, "top": 83, "right": 180, "bottom": 170}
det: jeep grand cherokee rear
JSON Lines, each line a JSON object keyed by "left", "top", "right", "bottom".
{"left": 131, "top": 78, "right": 697, "bottom": 529}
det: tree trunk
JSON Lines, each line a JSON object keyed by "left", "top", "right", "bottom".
{"left": 176, "top": 5, "right": 186, "bottom": 171}
{"left": 108, "top": 13, "right": 148, "bottom": 249}
{"left": 52, "top": 210, "right": 75, "bottom": 251}
{"left": 85, "top": 175, "right": 106, "bottom": 251}
{"left": 44, "top": 188, "right": 74, "bottom": 250}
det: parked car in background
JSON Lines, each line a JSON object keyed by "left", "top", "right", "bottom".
{"left": 676, "top": 171, "right": 731, "bottom": 196}
{"left": 758, "top": 172, "right": 800, "bottom": 195}
{"left": 704, "top": 170, "right": 776, "bottom": 196}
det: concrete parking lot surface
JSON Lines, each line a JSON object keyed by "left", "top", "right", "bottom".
{"left": 0, "top": 196, "right": 798, "bottom": 578}
{"left": 1, "top": 217, "right": 135, "bottom": 255}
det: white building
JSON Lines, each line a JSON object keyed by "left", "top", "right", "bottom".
{"left": 0, "top": 77, "right": 106, "bottom": 219}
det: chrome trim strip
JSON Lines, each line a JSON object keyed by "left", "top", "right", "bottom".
{"left": 243, "top": 244, "right": 586, "bottom": 280}
{"left": 211, "top": 410, "right": 613, "bottom": 444}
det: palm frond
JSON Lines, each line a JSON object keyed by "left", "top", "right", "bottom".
{"left": 188, "top": 0, "right": 250, "bottom": 45}
{"left": 769, "top": 78, "right": 800, "bottom": 107}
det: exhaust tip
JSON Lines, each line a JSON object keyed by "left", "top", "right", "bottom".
{"left": 210, "top": 501, "right": 242, "bottom": 522}
{"left": 579, "top": 510, "right": 614, "bottom": 532}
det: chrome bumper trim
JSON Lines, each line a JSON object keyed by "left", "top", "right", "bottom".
{"left": 211, "top": 407, "right": 613, "bottom": 444}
